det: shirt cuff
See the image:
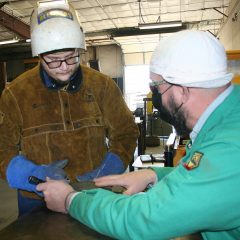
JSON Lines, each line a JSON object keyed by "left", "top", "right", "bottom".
{"left": 67, "top": 192, "right": 82, "bottom": 212}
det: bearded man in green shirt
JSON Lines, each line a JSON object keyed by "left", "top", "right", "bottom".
{"left": 37, "top": 30, "right": 240, "bottom": 240}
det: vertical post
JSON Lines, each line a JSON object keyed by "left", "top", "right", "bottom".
{"left": 0, "top": 62, "right": 7, "bottom": 96}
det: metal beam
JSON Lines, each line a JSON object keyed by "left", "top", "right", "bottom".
{"left": 0, "top": 42, "right": 32, "bottom": 61}
{"left": 0, "top": 9, "right": 30, "bottom": 39}
{"left": 0, "top": 2, "right": 8, "bottom": 9}
{"left": 85, "top": 25, "right": 187, "bottom": 38}
{"left": 213, "top": 8, "right": 228, "bottom": 18}
{"left": 110, "top": 25, "right": 187, "bottom": 37}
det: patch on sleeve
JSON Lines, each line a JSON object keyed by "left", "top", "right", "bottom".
{"left": 183, "top": 151, "right": 203, "bottom": 170}
{"left": 0, "top": 111, "right": 4, "bottom": 124}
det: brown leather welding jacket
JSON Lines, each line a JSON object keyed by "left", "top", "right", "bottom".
{"left": 0, "top": 63, "right": 139, "bottom": 198}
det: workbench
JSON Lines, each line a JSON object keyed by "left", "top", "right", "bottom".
{"left": 0, "top": 181, "right": 202, "bottom": 240}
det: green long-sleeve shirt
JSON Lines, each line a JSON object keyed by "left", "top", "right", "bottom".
{"left": 68, "top": 86, "right": 240, "bottom": 240}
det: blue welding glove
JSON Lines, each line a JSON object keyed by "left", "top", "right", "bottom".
{"left": 6, "top": 155, "right": 69, "bottom": 196}
{"left": 76, "top": 152, "right": 125, "bottom": 181}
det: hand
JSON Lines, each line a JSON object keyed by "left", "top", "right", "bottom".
{"left": 37, "top": 178, "right": 74, "bottom": 214}
{"left": 94, "top": 169, "right": 157, "bottom": 195}
{"left": 6, "top": 155, "right": 69, "bottom": 196}
{"left": 76, "top": 152, "right": 125, "bottom": 181}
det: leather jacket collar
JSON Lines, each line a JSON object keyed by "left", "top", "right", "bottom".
{"left": 40, "top": 64, "right": 82, "bottom": 93}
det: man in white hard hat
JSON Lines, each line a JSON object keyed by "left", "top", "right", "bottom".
{"left": 37, "top": 30, "right": 240, "bottom": 240}
{"left": 0, "top": 0, "right": 139, "bottom": 216}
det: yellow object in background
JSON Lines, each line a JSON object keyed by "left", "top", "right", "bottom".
{"left": 146, "top": 92, "right": 153, "bottom": 114}
{"left": 232, "top": 75, "right": 240, "bottom": 84}
{"left": 227, "top": 50, "right": 240, "bottom": 85}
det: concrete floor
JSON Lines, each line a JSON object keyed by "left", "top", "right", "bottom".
{"left": 0, "top": 178, "right": 18, "bottom": 231}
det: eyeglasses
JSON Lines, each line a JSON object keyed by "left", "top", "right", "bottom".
{"left": 149, "top": 80, "right": 166, "bottom": 93}
{"left": 149, "top": 80, "right": 172, "bottom": 95}
{"left": 42, "top": 55, "right": 80, "bottom": 69}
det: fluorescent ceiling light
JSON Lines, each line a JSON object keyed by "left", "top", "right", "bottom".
{"left": 138, "top": 21, "right": 182, "bottom": 30}
{"left": 0, "top": 39, "right": 19, "bottom": 45}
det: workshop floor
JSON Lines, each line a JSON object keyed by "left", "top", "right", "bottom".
{"left": 0, "top": 141, "right": 165, "bottom": 232}
{"left": 0, "top": 178, "right": 18, "bottom": 231}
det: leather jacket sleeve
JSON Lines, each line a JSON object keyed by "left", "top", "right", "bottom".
{"left": 99, "top": 75, "right": 139, "bottom": 166}
{"left": 0, "top": 87, "right": 22, "bottom": 178}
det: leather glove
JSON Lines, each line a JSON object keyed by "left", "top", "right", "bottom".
{"left": 6, "top": 155, "right": 69, "bottom": 196}
{"left": 76, "top": 152, "right": 125, "bottom": 181}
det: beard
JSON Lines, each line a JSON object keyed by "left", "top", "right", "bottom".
{"left": 153, "top": 92, "right": 191, "bottom": 137}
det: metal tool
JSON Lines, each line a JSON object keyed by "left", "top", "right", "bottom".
{"left": 28, "top": 176, "right": 45, "bottom": 185}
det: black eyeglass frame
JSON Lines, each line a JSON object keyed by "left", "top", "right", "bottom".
{"left": 149, "top": 80, "right": 167, "bottom": 93}
{"left": 42, "top": 55, "right": 80, "bottom": 69}
{"left": 149, "top": 79, "right": 175, "bottom": 96}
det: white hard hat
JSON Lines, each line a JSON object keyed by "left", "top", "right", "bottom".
{"left": 30, "top": 0, "right": 86, "bottom": 56}
{"left": 150, "top": 30, "right": 233, "bottom": 88}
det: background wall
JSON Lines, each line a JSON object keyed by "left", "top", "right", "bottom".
{"left": 83, "top": 44, "right": 123, "bottom": 78}
{"left": 84, "top": 44, "right": 124, "bottom": 92}
{"left": 124, "top": 51, "right": 152, "bottom": 66}
{"left": 218, "top": 0, "right": 240, "bottom": 50}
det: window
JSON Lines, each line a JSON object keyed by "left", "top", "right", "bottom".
{"left": 124, "top": 65, "right": 150, "bottom": 111}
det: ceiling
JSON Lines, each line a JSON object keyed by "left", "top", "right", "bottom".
{"left": 0, "top": 0, "right": 230, "bottom": 55}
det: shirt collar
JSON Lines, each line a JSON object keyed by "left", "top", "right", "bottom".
{"left": 190, "top": 84, "right": 234, "bottom": 143}
{"left": 40, "top": 65, "right": 82, "bottom": 93}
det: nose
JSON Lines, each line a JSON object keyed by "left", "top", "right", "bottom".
{"left": 59, "top": 61, "right": 68, "bottom": 70}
